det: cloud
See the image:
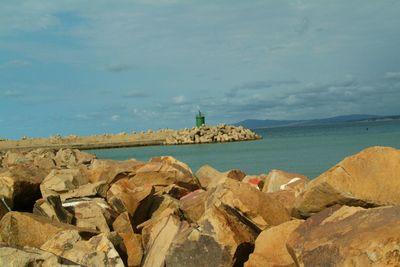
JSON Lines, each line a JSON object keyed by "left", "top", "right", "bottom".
{"left": 0, "top": 60, "right": 31, "bottom": 69}
{"left": 226, "top": 79, "right": 299, "bottom": 98}
{"left": 3, "top": 90, "right": 23, "bottom": 97}
{"left": 106, "top": 64, "right": 132, "bottom": 73}
{"left": 172, "top": 95, "right": 189, "bottom": 105}
{"left": 384, "top": 72, "right": 400, "bottom": 80}
{"left": 111, "top": 115, "right": 120, "bottom": 121}
{"left": 122, "top": 91, "right": 148, "bottom": 98}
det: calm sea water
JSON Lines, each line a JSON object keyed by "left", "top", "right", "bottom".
{"left": 89, "top": 120, "right": 400, "bottom": 179}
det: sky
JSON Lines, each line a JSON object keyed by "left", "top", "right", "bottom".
{"left": 1, "top": 0, "right": 400, "bottom": 139}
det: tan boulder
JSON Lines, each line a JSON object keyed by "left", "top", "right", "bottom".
{"left": 40, "top": 168, "right": 89, "bottom": 199}
{"left": 156, "top": 184, "right": 190, "bottom": 199}
{"left": 87, "top": 159, "right": 144, "bottom": 184}
{"left": 33, "top": 195, "right": 73, "bottom": 224}
{"left": 179, "top": 189, "right": 207, "bottom": 223}
{"left": 267, "top": 190, "right": 296, "bottom": 215}
{"left": 58, "top": 181, "right": 108, "bottom": 201}
{"left": 107, "top": 180, "right": 154, "bottom": 227}
{"left": 195, "top": 165, "right": 228, "bottom": 189}
{"left": 0, "top": 245, "right": 78, "bottom": 266}
{"left": 148, "top": 195, "right": 180, "bottom": 221}
{"left": 287, "top": 205, "right": 400, "bottom": 266}
{"left": 119, "top": 232, "right": 143, "bottom": 267}
{"left": 245, "top": 220, "right": 303, "bottom": 267}
{"left": 54, "top": 148, "right": 95, "bottom": 168}
{"left": 113, "top": 211, "right": 134, "bottom": 234}
{"left": 294, "top": 146, "right": 400, "bottom": 217}
{"left": 0, "top": 211, "right": 97, "bottom": 248}
{"left": 41, "top": 230, "right": 124, "bottom": 267}
{"left": 263, "top": 169, "right": 308, "bottom": 194}
{"left": 0, "top": 165, "right": 46, "bottom": 211}
{"left": 224, "top": 169, "right": 247, "bottom": 181}
{"left": 141, "top": 215, "right": 189, "bottom": 267}
{"left": 210, "top": 179, "right": 290, "bottom": 230}
{"left": 242, "top": 175, "right": 266, "bottom": 190}
{"left": 1, "top": 151, "right": 30, "bottom": 167}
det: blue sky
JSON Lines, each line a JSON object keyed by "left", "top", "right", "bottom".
{"left": 1, "top": 0, "right": 400, "bottom": 139}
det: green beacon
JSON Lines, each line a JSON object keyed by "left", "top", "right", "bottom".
{"left": 196, "top": 111, "right": 205, "bottom": 127}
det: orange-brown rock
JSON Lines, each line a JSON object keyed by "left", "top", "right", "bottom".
{"left": 141, "top": 215, "right": 189, "bottom": 267}
{"left": 0, "top": 211, "right": 97, "bottom": 248}
{"left": 119, "top": 232, "right": 143, "bottom": 267}
{"left": 113, "top": 211, "right": 134, "bottom": 234}
{"left": 179, "top": 189, "right": 207, "bottom": 223}
{"left": 267, "top": 190, "right": 297, "bottom": 215}
{"left": 209, "top": 179, "right": 291, "bottom": 230}
{"left": 0, "top": 165, "right": 47, "bottom": 211}
{"left": 107, "top": 180, "right": 154, "bottom": 227}
{"left": 195, "top": 164, "right": 228, "bottom": 190}
{"left": 224, "top": 169, "right": 246, "bottom": 181}
{"left": 33, "top": 195, "right": 73, "bottom": 224}
{"left": 287, "top": 205, "right": 400, "bottom": 266}
{"left": 262, "top": 169, "right": 308, "bottom": 194}
{"left": 294, "top": 146, "right": 400, "bottom": 217}
{"left": 245, "top": 220, "right": 303, "bottom": 267}
{"left": 54, "top": 148, "right": 95, "bottom": 168}
{"left": 87, "top": 159, "right": 144, "bottom": 184}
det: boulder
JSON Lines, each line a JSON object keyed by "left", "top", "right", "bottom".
{"left": 156, "top": 184, "right": 190, "bottom": 199}
{"left": 224, "top": 169, "right": 246, "bottom": 181}
{"left": 294, "top": 146, "right": 400, "bottom": 217}
{"left": 87, "top": 159, "right": 144, "bottom": 184}
{"left": 58, "top": 181, "right": 109, "bottom": 201}
{"left": 119, "top": 232, "right": 143, "bottom": 267}
{"left": 141, "top": 215, "right": 189, "bottom": 267}
{"left": 245, "top": 220, "right": 303, "bottom": 267}
{"left": 41, "top": 231, "right": 124, "bottom": 267}
{"left": 267, "top": 190, "right": 297, "bottom": 215}
{"left": 179, "top": 189, "right": 207, "bottom": 223}
{"left": 33, "top": 195, "right": 73, "bottom": 224}
{"left": 112, "top": 211, "right": 134, "bottom": 234}
{"left": 262, "top": 169, "right": 308, "bottom": 194}
{"left": 0, "top": 165, "right": 47, "bottom": 211}
{"left": 242, "top": 175, "right": 265, "bottom": 190}
{"left": 107, "top": 180, "right": 154, "bottom": 228}
{"left": 40, "top": 168, "right": 89, "bottom": 199}
{"left": 148, "top": 195, "right": 180, "bottom": 221}
{"left": 0, "top": 245, "right": 79, "bottom": 266}
{"left": 1, "top": 151, "right": 30, "bottom": 167}
{"left": 0, "top": 211, "right": 97, "bottom": 248}
{"left": 54, "top": 149, "right": 95, "bottom": 168}
{"left": 209, "top": 179, "right": 290, "bottom": 230}
{"left": 287, "top": 205, "right": 400, "bottom": 266}
{"left": 195, "top": 165, "right": 228, "bottom": 190}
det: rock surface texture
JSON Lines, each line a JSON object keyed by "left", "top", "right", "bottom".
{"left": 0, "top": 146, "right": 398, "bottom": 266}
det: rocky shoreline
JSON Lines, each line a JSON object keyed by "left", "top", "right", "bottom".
{"left": 0, "top": 146, "right": 399, "bottom": 266}
{"left": 0, "top": 125, "right": 261, "bottom": 151}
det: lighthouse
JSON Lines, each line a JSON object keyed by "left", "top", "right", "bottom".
{"left": 196, "top": 111, "right": 205, "bottom": 127}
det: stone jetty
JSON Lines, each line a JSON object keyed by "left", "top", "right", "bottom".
{"left": 0, "top": 146, "right": 399, "bottom": 266}
{"left": 0, "top": 125, "right": 261, "bottom": 151}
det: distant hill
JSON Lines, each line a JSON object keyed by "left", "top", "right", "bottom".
{"left": 234, "top": 114, "right": 400, "bottom": 129}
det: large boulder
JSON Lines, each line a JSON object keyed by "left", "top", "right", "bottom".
{"left": 209, "top": 179, "right": 290, "bottom": 230}
{"left": 0, "top": 211, "right": 97, "bottom": 248}
{"left": 54, "top": 148, "right": 95, "bottom": 168}
{"left": 245, "top": 220, "right": 303, "bottom": 267}
{"left": 0, "top": 165, "right": 47, "bottom": 212}
{"left": 287, "top": 205, "right": 400, "bottom": 266}
{"left": 195, "top": 165, "right": 228, "bottom": 190}
{"left": 294, "top": 146, "right": 400, "bottom": 217}
{"left": 0, "top": 245, "right": 78, "bottom": 266}
{"left": 87, "top": 159, "right": 144, "bottom": 184}
{"left": 141, "top": 215, "right": 189, "bottom": 267}
{"left": 262, "top": 169, "right": 308, "bottom": 194}
{"left": 179, "top": 189, "right": 208, "bottom": 223}
{"left": 41, "top": 231, "right": 124, "bottom": 267}
{"left": 107, "top": 180, "right": 154, "bottom": 228}
{"left": 33, "top": 195, "right": 73, "bottom": 224}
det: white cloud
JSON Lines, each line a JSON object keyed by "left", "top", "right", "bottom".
{"left": 384, "top": 72, "right": 400, "bottom": 80}
{"left": 0, "top": 60, "right": 31, "bottom": 69}
{"left": 111, "top": 115, "right": 120, "bottom": 121}
{"left": 172, "top": 95, "right": 187, "bottom": 104}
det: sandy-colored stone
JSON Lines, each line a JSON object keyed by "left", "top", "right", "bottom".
{"left": 287, "top": 205, "right": 400, "bottom": 266}
{"left": 87, "top": 159, "right": 144, "bottom": 184}
{"left": 179, "top": 189, "right": 207, "bottom": 223}
{"left": 54, "top": 148, "right": 95, "bottom": 168}
{"left": 224, "top": 169, "right": 247, "bottom": 181}
{"left": 113, "top": 211, "right": 134, "bottom": 234}
{"left": 119, "top": 232, "right": 143, "bottom": 267}
{"left": 210, "top": 179, "right": 291, "bottom": 230}
{"left": 195, "top": 165, "right": 228, "bottom": 190}
{"left": 294, "top": 146, "right": 400, "bottom": 217}
{"left": 0, "top": 211, "right": 97, "bottom": 248}
{"left": 263, "top": 169, "right": 308, "bottom": 194}
{"left": 33, "top": 195, "right": 73, "bottom": 224}
{"left": 242, "top": 175, "right": 265, "bottom": 190}
{"left": 245, "top": 220, "right": 303, "bottom": 267}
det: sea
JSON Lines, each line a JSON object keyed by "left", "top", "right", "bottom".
{"left": 89, "top": 120, "right": 400, "bottom": 179}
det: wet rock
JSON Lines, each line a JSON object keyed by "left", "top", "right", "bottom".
{"left": 262, "top": 169, "right": 308, "bottom": 194}
{"left": 33, "top": 195, "right": 73, "bottom": 224}
{"left": 287, "top": 205, "right": 400, "bottom": 266}
{"left": 141, "top": 215, "right": 189, "bottom": 267}
{"left": 41, "top": 230, "right": 124, "bottom": 267}
{"left": 245, "top": 220, "right": 303, "bottom": 267}
{"left": 0, "top": 245, "right": 79, "bottom": 266}
{"left": 0, "top": 211, "right": 97, "bottom": 248}
{"left": 294, "top": 146, "right": 400, "bottom": 217}
{"left": 107, "top": 180, "right": 154, "bottom": 228}
{"left": 0, "top": 165, "right": 47, "bottom": 212}
{"left": 179, "top": 189, "right": 207, "bottom": 223}
{"left": 195, "top": 165, "right": 228, "bottom": 190}
{"left": 40, "top": 168, "right": 89, "bottom": 199}
{"left": 87, "top": 159, "right": 144, "bottom": 184}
